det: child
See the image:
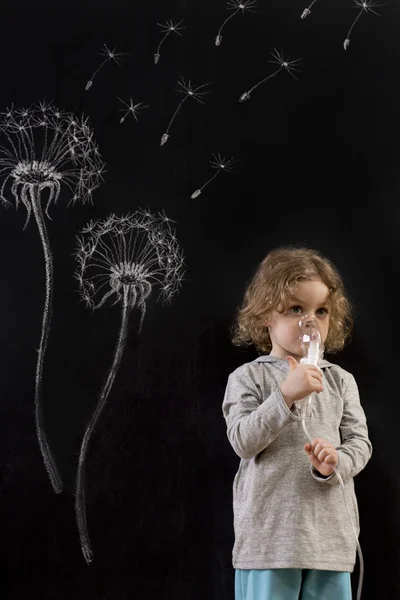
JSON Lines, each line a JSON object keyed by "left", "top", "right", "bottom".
{"left": 222, "top": 246, "right": 372, "bottom": 600}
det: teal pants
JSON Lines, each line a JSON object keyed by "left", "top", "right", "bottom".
{"left": 235, "top": 569, "right": 352, "bottom": 600}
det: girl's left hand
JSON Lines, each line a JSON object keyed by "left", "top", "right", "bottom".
{"left": 304, "top": 438, "right": 338, "bottom": 476}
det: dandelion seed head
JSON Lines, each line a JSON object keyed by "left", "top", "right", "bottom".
{"left": 270, "top": 48, "right": 302, "bottom": 69}
{"left": 118, "top": 97, "right": 150, "bottom": 123}
{"left": 354, "top": 0, "right": 382, "bottom": 11}
{"left": 37, "top": 100, "right": 52, "bottom": 115}
{"left": 75, "top": 209, "right": 185, "bottom": 311}
{"left": 227, "top": 0, "right": 258, "bottom": 12}
{"left": 12, "top": 160, "right": 62, "bottom": 185}
{"left": 0, "top": 101, "right": 105, "bottom": 223}
{"left": 267, "top": 48, "right": 302, "bottom": 81}
{"left": 110, "top": 261, "right": 149, "bottom": 289}
{"left": 175, "top": 78, "right": 213, "bottom": 103}
{"left": 101, "top": 45, "right": 123, "bottom": 61}
{"left": 210, "top": 153, "right": 236, "bottom": 172}
{"left": 159, "top": 211, "right": 175, "bottom": 225}
{"left": 157, "top": 19, "right": 185, "bottom": 34}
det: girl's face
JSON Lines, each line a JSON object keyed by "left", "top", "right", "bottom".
{"left": 266, "top": 279, "right": 330, "bottom": 361}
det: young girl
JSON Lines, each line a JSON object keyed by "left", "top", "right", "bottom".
{"left": 222, "top": 246, "right": 372, "bottom": 600}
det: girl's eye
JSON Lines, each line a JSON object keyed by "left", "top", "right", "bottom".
{"left": 290, "top": 306, "right": 302, "bottom": 314}
{"left": 289, "top": 306, "right": 328, "bottom": 315}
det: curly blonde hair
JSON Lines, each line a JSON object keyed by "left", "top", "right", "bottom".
{"left": 232, "top": 245, "right": 354, "bottom": 355}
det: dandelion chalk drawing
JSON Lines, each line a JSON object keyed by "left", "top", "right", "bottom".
{"left": 239, "top": 48, "right": 302, "bottom": 102}
{"left": 215, "top": 0, "right": 258, "bottom": 47}
{"left": 160, "top": 78, "right": 213, "bottom": 146}
{"left": 85, "top": 44, "right": 128, "bottom": 91}
{"left": 118, "top": 97, "right": 150, "bottom": 124}
{"left": 343, "top": 1, "right": 382, "bottom": 50}
{"left": 191, "top": 154, "right": 236, "bottom": 199}
{"left": 154, "top": 19, "right": 185, "bottom": 65}
{"left": 0, "top": 101, "right": 105, "bottom": 494}
{"left": 300, "top": 0, "right": 320, "bottom": 19}
{"left": 74, "top": 210, "right": 185, "bottom": 564}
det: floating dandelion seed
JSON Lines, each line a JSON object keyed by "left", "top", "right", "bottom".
{"left": 74, "top": 209, "right": 185, "bottom": 564}
{"left": 239, "top": 48, "right": 302, "bottom": 102}
{"left": 160, "top": 78, "right": 213, "bottom": 146}
{"left": 154, "top": 19, "right": 185, "bottom": 64}
{"left": 117, "top": 97, "right": 150, "bottom": 124}
{"left": 215, "top": 0, "right": 258, "bottom": 46}
{"left": 0, "top": 101, "right": 105, "bottom": 494}
{"left": 85, "top": 44, "right": 128, "bottom": 91}
{"left": 191, "top": 153, "right": 237, "bottom": 199}
{"left": 343, "top": 0, "right": 382, "bottom": 50}
{"left": 300, "top": 0, "right": 320, "bottom": 18}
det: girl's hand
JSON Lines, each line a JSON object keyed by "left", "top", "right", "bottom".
{"left": 280, "top": 355, "right": 323, "bottom": 406}
{"left": 304, "top": 437, "right": 338, "bottom": 476}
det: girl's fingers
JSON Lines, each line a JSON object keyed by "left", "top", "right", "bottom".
{"left": 307, "top": 451, "right": 336, "bottom": 475}
{"left": 307, "top": 452, "right": 321, "bottom": 468}
{"left": 311, "top": 439, "right": 334, "bottom": 456}
{"left": 307, "top": 440, "right": 338, "bottom": 466}
{"left": 317, "top": 447, "right": 333, "bottom": 462}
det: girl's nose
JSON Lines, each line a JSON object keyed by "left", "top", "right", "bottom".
{"left": 302, "top": 313, "right": 316, "bottom": 324}
{"left": 299, "top": 314, "right": 321, "bottom": 333}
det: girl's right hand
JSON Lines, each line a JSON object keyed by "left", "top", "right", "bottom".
{"left": 280, "top": 355, "right": 323, "bottom": 406}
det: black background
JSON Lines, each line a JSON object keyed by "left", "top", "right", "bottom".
{"left": 0, "top": 0, "right": 399, "bottom": 598}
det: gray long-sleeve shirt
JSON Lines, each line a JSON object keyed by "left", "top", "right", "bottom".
{"left": 222, "top": 355, "right": 372, "bottom": 572}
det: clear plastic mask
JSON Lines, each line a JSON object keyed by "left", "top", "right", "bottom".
{"left": 298, "top": 314, "right": 324, "bottom": 362}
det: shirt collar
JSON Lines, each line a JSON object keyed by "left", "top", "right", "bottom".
{"left": 254, "top": 354, "right": 334, "bottom": 369}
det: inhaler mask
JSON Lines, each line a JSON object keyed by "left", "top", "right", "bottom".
{"left": 294, "top": 315, "right": 324, "bottom": 416}
{"left": 298, "top": 314, "right": 324, "bottom": 366}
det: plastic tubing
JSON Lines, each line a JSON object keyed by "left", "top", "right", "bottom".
{"left": 295, "top": 397, "right": 364, "bottom": 600}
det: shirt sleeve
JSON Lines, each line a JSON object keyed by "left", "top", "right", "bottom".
{"left": 311, "top": 373, "right": 373, "bottom": 485}
{"left": 222, "top": 367, "right": 300, "bottom": 460}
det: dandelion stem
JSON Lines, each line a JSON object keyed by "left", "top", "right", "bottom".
{"left": 247, "top": 67, "right": 283, "bottom": 95}
{"left": 75, "top": 287, "right": 130, "bottom": 564}
{"left": 156, "top": 32, "right": 169, "bottom": 57}
{"left": 29, "top": 186, "right": 63, "bottom": 494}
{"left": 165, "top": 97, "right": 188, "bottom": 136}
{"left": 216, "top": 10, "right": 237, "bottom": 43}
{"left": 192, "top": 170, "right": 220, "bottom": 198}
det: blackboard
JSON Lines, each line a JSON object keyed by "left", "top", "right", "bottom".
{"left": 0, "top": 1, "right": 398, "bottom": 598}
